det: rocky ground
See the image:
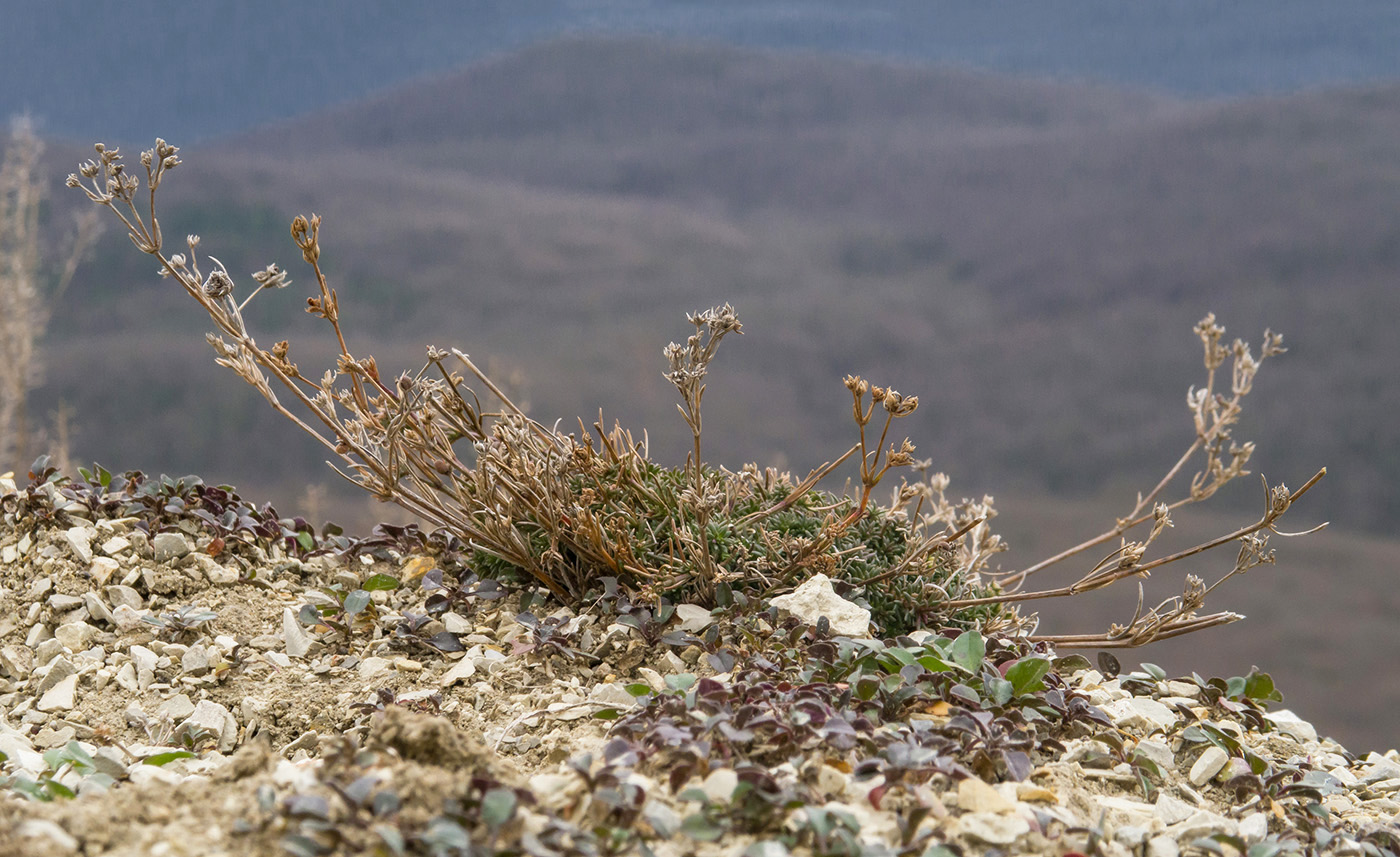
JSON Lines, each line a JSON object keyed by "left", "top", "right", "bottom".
{"left": 0, "top": 469, "right": 1397, "bottom": 857}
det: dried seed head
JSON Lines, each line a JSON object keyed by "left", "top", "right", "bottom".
{"left": 203, "top": 268, "right": 234, "bottom": 299}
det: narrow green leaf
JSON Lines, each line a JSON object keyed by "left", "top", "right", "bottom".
{"left": 625, "top": 683, "right": 654, "bottom": 697}
{"left": 681, "top": 813, "right": 726, "bottom": 841}
{"left": 361, "top": 573, "right": 400, "bottom": 592}
{"left": 295, "top": 531, "right": 315, "bottom": 552}
{"left": 143, "top": 750, "right": 196, "bottom": 766}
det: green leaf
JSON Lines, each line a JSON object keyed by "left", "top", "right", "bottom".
{"left": 681, "top": 813, "right": 726, "bottom": 841}
{"left": 915, "top": 654, "right": 955, "bottom": 673}
{"left": 1005, "top": 657, "right": 1052, "bottom": 695}
{"left": 1243, "top": 670, "right": 1282, "bottom": 702}
{"left": 625, "top": 683, "right": 654, "bottom": 697}
{"left": 664, "top": 673, "right": 697, "bottom": 693}
{"left": 343, "top": 589, "right": 371, "bottom": 616}
{"left": 949, "top": 630, "right": 985, "bottom": 673}
{"left": 1140, "top": 662, "right": 1167, "bottom": 681}
{"left": 361, "top": 573, "right": 400, "bottom": 592}
{"left": 984, "top": 676, "right": 1013, "bottom": 706}
{"left": 144, "top": 750, "right": 197, "bottom": 766}
{"left": 592, "top": 708, "right": 620, "bottom": 720}
{"left": 295, "top": 531, "right": 315, "bottom": 552}
{"left": 481, "top": 787, "right": 517, "bottom": 829}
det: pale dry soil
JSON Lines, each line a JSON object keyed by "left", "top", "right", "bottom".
{"left": 0, "top": 490, "right": 1396, "bottom": 857}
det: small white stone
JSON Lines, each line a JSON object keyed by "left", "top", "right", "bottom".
{"left": 439, "top": 656, "right": 477, "bottom": 686}
{"left": 1239, "top": 812, "right": 1269, "bottom": 842}
{"left": 1170, "top": 809, "right": 1237, "bottom": 841}
{"left": 674, "top": 604, "right": 714, "bottom": 633}
{"left": 110, "top": 604, "right": 145, "bottom": 632}
{"left": 442, "top": 613, "right": 472, "bottom": 634}
{"left": 17, "top": 819, "right": 79, "bottom": 854}
{"left": 588, "top": 682, "right": 637, "bottom": 708}
{"left": 1188, "top": 746, "right": 1230, "bottom": 786}
{"left": 700, "top": 767, "right": 738, "bottom": 803}
{"left": 1263, "top": 709, "right": 1317, "bottom": 743}
{"left": 63, "top": 526, "right": 96, "bottom": 563}
{"left": 283, "top": 607, "right": 315, "bottom": 658}
{"left": 1147, "top": 834, "right": 1180, "bottom": 857}
{"left": 958, "top": 812, "right": 1030, "bottom": 845}
{"left": 89, "top": 556, "right": 121, "bottom": 586}
{"left": 958, "top": 776, "right": 1017, "bottom": 813}
{"left": 359, "top": 656, "right": 392, "bottom": 679}
{"left": 54, "top": 621, "right": 96, "bottom": 652}
{"left": 152, "top": 532, "right": 191, "bottom": 562}
{"left": 114, "top": 662, "right": 139, "bottom": 692}
{"left": 1102, "top": 697, "right": 1179, "bottom": 733}
{"left": 101, "top": 535, "right": 131, "bottom": 556}
{"left": 205, "top": 562, "right": 239, "bottom": 584}
{"left": 106, "top": 585, "right": 143, "bottom": 610}
{"left": 1155, "top": 793, "right": 1197, "bottom": 826}
{"left": 159, "top": 693, "right": 197, "bottom": 722}
{"left": 37, "top": 673, "right": 78, "bottom": 711}
{"left": 129, "top": 645, "right": 158, "bottom": 674}
{"left": 177, "top": 699, "right": 238, "bottom": 752}
{"left": 768, "top": 573, "right": 870, "bottom": 637}
{"left": 1134, "top": 738, "right": 1175, "bottom": 771}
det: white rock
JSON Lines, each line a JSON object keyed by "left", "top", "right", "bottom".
{"left": 152, "top": 532, "right": 191, "bottom": 562}
{"left": 1188, "top": 746, "right": 1230, "bottom": 786}
{"left": 17, "top": 819, "right": 78, "bottom": 854}
{"left": 439, "top": 656, "right": 477, "bottom": 686}
{"left": 1263, "top": 709, "right": 1317, "bottom": 744}
{"left": 1170, "top": 809, "right": 1237, "bottom": 841}
{"left": 674, "top": 604, "right": 715, "bottom": 633}
{"left": 1096, "top": 794, "right": 1156, "bottom": 825}
{"left": 958, "top": 812, "right": 1030, "bottom": 845}
{"left": 106, "top": 585, "right": 143, "bottom": 610}
{"left": 114, "top": 662, "right": 139, "bottom": 692}
{"left": 958, "top": 776, "right": 1017, "bottom": 813}
{"left": 0, "top": 733, "right": 46, "bottom": 776}
{"left": 1134, "top": 738, "right": 1175, "bottom": 771}
{"left": 283, "top": 607, "right": 315, "bottom": 658}
{"left": 1239, "top": 811, "right": 1269, "bottom": 842}
{"left": 1147, "top": 834, "right": 1181, "bottom": 857}
{"left": 129, "top": 763, "right": 184, "bottom": 788}
{"left": 359, "top": 656, "right": 392, "bottom": 679}
{"left": 588, "top": 682, "right": 638, "bottom": 708}
{"left": 63, "top": 526, "right": 96, "bottom": 563}
{"left": 1102, "top": 697, "right": 1179, "bottom": 733}
{"left": 1155, "top": 794, "right": 1197, "bottom": 826}
{"left": 442, "top": 612, "right": 472, "bottom": 634}
{"left": 181, "top": 644, "right": 213, "bottom": 674}
{"left": 129, "top": 644, "right": 158, "bottom": 674}
{"left": 54, "top": 621, "right": 96, "bottom": 652}
{"left": 700, "top": 767, "right": 738, "bottom": 803}
{"left": 177, "top": 699, "right": 238, "bottom": 752}
{"left": 205, "top": 562, "right": 239, "bottom": 584}
{"left": 159, "top": 693, "right": 197, "bottom": 722}
{"left": 100, "top": 535, "right": 131, "bottom": 556}
{"left": 768, "top": 573, "right": 870, "bottom": 637}
{"left": 530, "top": 772, "right": 584, "bottom": 811}
{"left": 110, "top": 604, "right": 145, "bottom": 632}
{"left": 89, "top": 557, "right": 121, "bottom": 587}
{"left": 37, "top": 673, "right": 78, "bottom": 711}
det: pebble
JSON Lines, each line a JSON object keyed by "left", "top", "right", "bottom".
{"left": 17, "top": 819, "right": 79, "bottom": 854}
{"left": 282, "top": 607, "right": 315, "bottom": 658}
{"left": 768, "top": 573, "right": 870, "bottom": 637}
{"left": 958, "top": 776, "right": 1017, "bottom": 813}
{"left": 63, "top": 526, "right": 96, "bottom": 563}
{"left": 106, "top": 585, "right": 143, "bottom": 610}
{"left": 152, "top": 532, "right": 192, "bottom": 562}
{"left": 177, "top": 699, "right": 238, "bottom": 752}
{"left": 55, "top": 621, "right": 96, "bottom": 652}
{"left": 100, "top": 535, "right": 131, "bottom": 556}
{"left": 1103, "top": 696, "right": 1179, "bottom": 732}
{"left": 359, "top": 656, "right": 392, "bottom": 679}
{"left": 957, "top": 812, "right": 1030, "bottom": 845}
{"left": 37, "top": 673, "right": 78, "bottom": 711}
{"left": 1188, "top": 746, "right": 1229, "bottom": 786}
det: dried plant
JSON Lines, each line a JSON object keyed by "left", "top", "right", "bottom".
{"left": 0, "top": 116, "right": 102, "bottom": 471}
{"left": 68, "top": 138, "right": 1325, "bottom": 645}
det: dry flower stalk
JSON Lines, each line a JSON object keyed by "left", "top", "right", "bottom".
{"left": 68, "top": 138, "right": 1326, "bottom": 646}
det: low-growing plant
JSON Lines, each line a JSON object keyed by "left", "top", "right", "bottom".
{"left": 66, "top": 138, "right": 1326, "bottom": 645}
